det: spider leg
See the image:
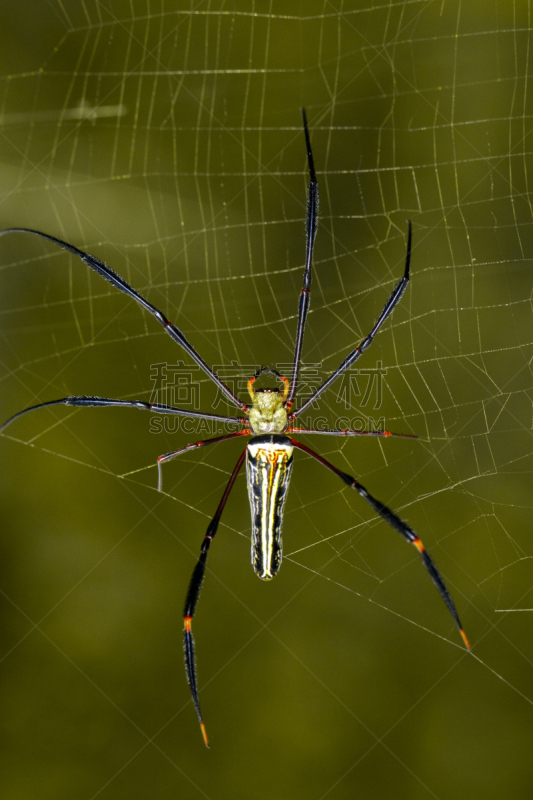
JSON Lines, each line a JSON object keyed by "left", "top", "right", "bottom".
{"left": 157, "top": 429, "right": 250, "bottom": 492}
{"left": 289, "top": 437, "right": 470, "bottom": 650}
{"left": 289, "top": 222, "right": 412, "bottom": 421}
{"left": 183, "top": 447, "right": 247, "bottom": 747}
{"left": 0, "top": 395, "right": 247, "bottom": 435}
{"left": 286, "top": 108, "right": 319, "bottom": 410}
{"left": 286, "top": 426, "right": 417, "bottom": 439}
{"left": 0, "top": 228, "right": 246, "bottom": 412}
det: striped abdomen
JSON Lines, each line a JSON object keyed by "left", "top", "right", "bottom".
{"left": 246, "top": 435, "right": 294, "bottom": 580}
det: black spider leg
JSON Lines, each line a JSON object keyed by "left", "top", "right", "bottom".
{"left": 183, "top": 447, "right": 247, "bottom": 747}
{"left": 0, "top": 228, "right": 247, "bottom": 412}
{"left": 289, "top": 222, "right": 412, "bottom": 421}
{"left": 0, "top": 396, "right": 247, "bottom": 435}
{"left": 286, "top": 108, "right": 319, "bottom": 410}
{"left": 289, "top": 437, "right": 470, "bottom": 650}
{"left": 158, "top": 428, "right": 251, "bottom": 492}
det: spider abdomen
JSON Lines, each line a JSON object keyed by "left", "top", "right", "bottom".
{"left": 245, "top": 435, "right": 294, "bottom": 580}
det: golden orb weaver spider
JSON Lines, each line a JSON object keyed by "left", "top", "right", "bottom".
{"left": 0, "top": 109, "right": 470, "bottom": 747}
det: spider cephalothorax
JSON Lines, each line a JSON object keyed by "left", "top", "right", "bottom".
{"left": 246, "top": 369, "right": 290, "bottom": 435}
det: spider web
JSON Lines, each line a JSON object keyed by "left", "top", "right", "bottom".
{"left": 1, "top": 2, "right": 532, "bottom": 798}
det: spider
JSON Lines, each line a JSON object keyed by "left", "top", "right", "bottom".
{"left": 0, "top": 109, "right": 470, "bottom": 747}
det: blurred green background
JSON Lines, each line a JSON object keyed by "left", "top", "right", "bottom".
{"left": 1, "top": 1, "right": 532, "bottom": 798}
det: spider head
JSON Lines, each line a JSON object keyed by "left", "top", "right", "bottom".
{"left": 246, "top": 366, "right": 290, "bottom": 435}
{"left": 247, "top": 388, "right": 289, "bottom": 435}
